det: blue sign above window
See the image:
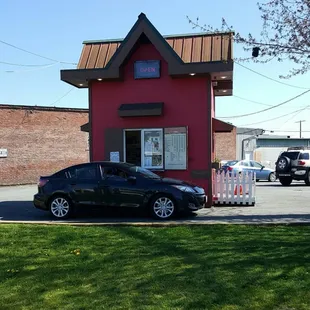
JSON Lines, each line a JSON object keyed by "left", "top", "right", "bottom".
{"left": 134, "top": 60, "right": 160, "bottom": 79}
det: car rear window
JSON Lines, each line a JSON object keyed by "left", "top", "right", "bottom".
{"left": 280, "top": 152, "right": 300, "bottom": 160}
{"left": 300, "top": 153, "right": 310, "bottom": 160}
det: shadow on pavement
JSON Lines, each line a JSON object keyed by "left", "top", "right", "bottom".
{"left": 0, "top": 200, "right": 197, "bottom": 222}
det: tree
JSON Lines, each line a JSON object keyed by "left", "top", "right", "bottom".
{"left": 187, "top": 0, "right": 310, "bottom": 79}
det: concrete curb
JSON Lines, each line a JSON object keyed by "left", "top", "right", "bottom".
{"left": 1, "top": 220, "right": 310, "bottom": 227}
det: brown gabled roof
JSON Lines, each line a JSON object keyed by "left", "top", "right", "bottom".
{"left": 61, "top": 13, "right": 234, "bottom": 96}
{"left": 78, "top": 32, "right": 233, "bottom": 69}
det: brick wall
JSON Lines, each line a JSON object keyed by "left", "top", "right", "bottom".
{"left": 0, "top": 106, "right": 89, "bottom": 185}
{"left": 215, "top": 127, "right": 237, "bottom": 161}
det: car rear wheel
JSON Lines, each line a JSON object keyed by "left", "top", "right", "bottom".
{"left": 49, "top": 195, "right": 72, "bottom": 219}
{"left": 279, "top": 177, "right": 292, "bottom": 186}
{"left": 150, "top": 195, "right": 176, "bottom": 220}
{"left": 305, "top": 171, "right": 310, "bottom": 186}
{"left": 268, "top": 172, "right": 276, "bottom": 182}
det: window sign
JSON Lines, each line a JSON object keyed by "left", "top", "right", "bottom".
{"left": 142, "top": 129, "right": 163, "bottom": 169}
{"left": 134, "top": 60, "right": 160, "bottom": 79}
{"left": 0, "top": 149, "right": 8, "bottom": 158}
{"left": 110, "top": 151, "right": 120, "bottom": 163}
{"left": 164, "top": 127, "right": 187, "bottom": 170}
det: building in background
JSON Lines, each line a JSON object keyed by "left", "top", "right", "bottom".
{"left": 214, "top": 122, "right": 237, "bottom": 161}
{"left": 236, "top": 127, "right": 265, "bottom": 160}
{"left": 0, "top": 104, "right": 88, "bottom": 185}
{"left": 254, "top": 135, "right": 310, "bottom": 168}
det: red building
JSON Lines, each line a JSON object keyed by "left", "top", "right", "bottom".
{"left": 61, "top": 13, "right": 234, "bottom": 206}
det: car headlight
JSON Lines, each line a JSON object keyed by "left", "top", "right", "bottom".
{"left": 172, "top": 185, "right": 195, "bottom": 193}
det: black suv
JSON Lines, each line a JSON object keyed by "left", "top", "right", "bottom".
{"left": 275, "top": 147, "right": 310, "bottom": 186}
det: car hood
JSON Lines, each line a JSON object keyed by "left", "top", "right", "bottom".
{"left": 160, "top": 177, "right": 197, "bottom": 187}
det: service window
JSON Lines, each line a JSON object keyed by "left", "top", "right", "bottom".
{"left": 124, "top": 127, "right": 187, "bottom": 171}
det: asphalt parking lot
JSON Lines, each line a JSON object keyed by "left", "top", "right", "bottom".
{"left": 0, "top": 181, "right": 309, "bottom": 224}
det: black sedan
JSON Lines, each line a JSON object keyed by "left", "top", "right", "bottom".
{"left": 33, "top": 162, "right": 207, "bottom": 220}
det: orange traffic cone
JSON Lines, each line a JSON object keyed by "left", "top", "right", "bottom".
{"left": 234, "top": 185, "right": 243, "bottom": 195}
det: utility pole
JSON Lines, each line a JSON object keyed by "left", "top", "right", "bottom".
{"left": 295, "top": 120, "right": 306, "bottom": 138}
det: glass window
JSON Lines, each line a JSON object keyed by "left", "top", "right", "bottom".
{"left": 240, "top": 161, "right": 249, "bottom": 167}
{"left": 129, "top": 166, "right": 161, "bottom": 179}
{"left": 68, "top": 165, "right": 97, "bottom": 180}
{"left": 52, "top": 170, "right": 68, "bottom": 178}
{"left": 142, "top": 129, "right": 163, "bottom": 169}
{"left": 280, "top": 152, "right": 300, "bottom": 160}
{"left": 103, "top": 166, "right": 128, "bottom": 181}
{"left": 300, "top": 153, "right": 310, "bottom": 160}
{"left": 251, "top": 161, "right": 263, "bottom": 168}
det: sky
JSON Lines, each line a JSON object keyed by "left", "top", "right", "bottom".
{"left": 1, "top": 0, "right": 310, "bottom": 138}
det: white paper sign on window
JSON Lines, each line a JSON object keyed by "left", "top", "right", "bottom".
{"left": 142, "top": 129, "right": 163, "bottom": 169}
{"left": 164, "top": 127, "right": 187, "bottom": 170}
{"left": 110, "top": 151, "right": 120, "bottom": 163}
{"left": 0, "top": 149, "right": 8, "bottom": 158}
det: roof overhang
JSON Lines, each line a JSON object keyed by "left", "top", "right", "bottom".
{"left": 61, "top": 13, "right": 234, "bottom": 96}
{"left": 213, "top": 118, "right": 235, "bottom": 132}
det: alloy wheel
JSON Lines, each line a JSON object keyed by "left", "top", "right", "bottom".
{"left": 278, "top": 159, "right": 286, "bottom": 170}
{"left": 153, "top": 197, "right": 175, "bottom": 219}
{"left": 269, "top": 172, "right": 276, "bottom": 182}
{"left": 50, "top": 197, "right": 70, "bottom": 218}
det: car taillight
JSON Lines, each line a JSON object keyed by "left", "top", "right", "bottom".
{"left": 38, "top": 178, "right": 49, "bottom": 187}
{"left": 298, "top": 160, "right": 306, "bottom": 165}
{"left": 227, "top": 166, "right": 233, "bottom": 171}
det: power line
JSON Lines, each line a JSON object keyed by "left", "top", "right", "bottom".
{"left": 4, "top": 63, "right": 58, "bottom": 73}
{"left": 0, "top": 61, "right": 55, "bottom": 67}
{"left": 233, "top": 94, "right": 310, "bottom": 109}
{"left": 218, "top": 89, "right": 310, "bottom": 119}
{"left": 48, "top": 88, "right": 75, "bottom": 106}
{"left": 233, "top": 95, "right": 273, "bottom": 107}
{"left": 239, "top": 104, "right": 310, "bottom": 126}
{"left": 0, "top": 40, "right": 77, "bottom": 65}
{"left": 235, "top": 62, "right": 310, "bottom": 90}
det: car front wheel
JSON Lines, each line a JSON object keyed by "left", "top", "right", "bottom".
{"left": 268, "top": 172, "right": 276, "bottom": 182}
{"left": 150, "top": 195, "right": 176, "bottom": 220}
{"left": 49, "top": 195, "right": 73, "bottom": 219}
{"left": 279, "top": 177, "right": 292, "bottom": 186}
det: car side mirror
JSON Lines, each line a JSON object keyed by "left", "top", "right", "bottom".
{"left": 261, "top": 166, "right": 265, "bottom": 170}
{"left": 127, "top": 176, "right": 136, "bottom": 183}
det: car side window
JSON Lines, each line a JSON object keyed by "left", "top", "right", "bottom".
{"left": 251, "top": 161, "right": 262, "bottom": 168}
{"left": 103, "top": 166, "right": 128, "bottom": 181}
{"left": 300, "top": 153, "right": 310, "bottom": 160}
{"left": 68, "top": 165, "right": 98, "bottom": 180}
{"left": 240, "top": 161, "right": 249, "bottom": 167}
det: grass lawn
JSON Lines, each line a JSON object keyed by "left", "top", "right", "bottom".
{"left": 0, "top": 225, "right": 310, "bottom": 310}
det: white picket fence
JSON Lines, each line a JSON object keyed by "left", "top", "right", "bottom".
{"left": 213, "top": 171, "right": 256, "bottom": 206}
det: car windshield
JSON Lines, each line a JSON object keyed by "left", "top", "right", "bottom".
{"left": 223, "top": 160, "right": 238, "bottom": 167}
{"left": 129, "top": 166, "right": 161, "bottom": 179}
{"left": 280, "top": 152, "right": 300, "bottom": 160}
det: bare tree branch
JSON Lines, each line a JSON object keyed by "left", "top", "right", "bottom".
{"left": 187, "top": 0, "right": 310, "bottom": 79}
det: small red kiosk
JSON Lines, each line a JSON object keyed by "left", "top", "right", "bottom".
{"left": 61, "top": 13, "right": 234, "bottom": 206}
